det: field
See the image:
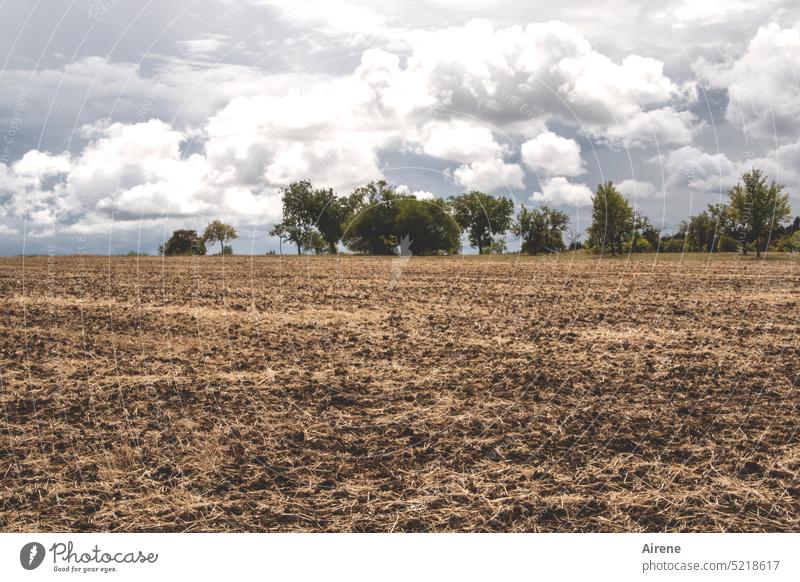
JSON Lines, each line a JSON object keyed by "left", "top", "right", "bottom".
{"left": 1, "top": 253, "right": 798, "bottom": 532}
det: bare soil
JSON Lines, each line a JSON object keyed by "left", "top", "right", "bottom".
{"left": 1, "top": 253, "right": 798, "bottom": 531}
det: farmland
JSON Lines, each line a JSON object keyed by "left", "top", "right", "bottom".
{"left": 0, "top": 254, "right": 798, "bottom": 531}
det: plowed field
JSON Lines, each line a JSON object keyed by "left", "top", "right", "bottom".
{"left": 1, "top": 254, "right": 798, "bottom": 531}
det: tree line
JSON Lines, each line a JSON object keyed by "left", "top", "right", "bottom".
{"left": 160, "top": 169, "right": 798, "bottom": 257}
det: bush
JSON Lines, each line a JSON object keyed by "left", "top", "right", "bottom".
{"left": 777, "top": 231, "right": 800, "bottom": 252}
{"left": 659, "top": 238, "right": 685, "bottom": 253}
{"left": 716, "top": 234, "right": 739, "bottom": 252}
{"left": 486, "top": 238, "right": 507, "bottom": 254}
{"left": 623, "top": 238, "right": 652, "bottom": 253}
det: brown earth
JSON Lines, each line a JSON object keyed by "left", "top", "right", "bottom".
{"left": 0, "top": 253, "right": 798, "bottom": 532}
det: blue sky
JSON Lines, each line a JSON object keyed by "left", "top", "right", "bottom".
{"left": 1, "top": 0, "right": 799, "bottom": 254}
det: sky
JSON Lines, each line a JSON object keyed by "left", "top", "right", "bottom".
{"left": 0, "top": 0, "right": 799, "bottom": 255}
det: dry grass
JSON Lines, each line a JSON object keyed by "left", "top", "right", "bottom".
{"left": 0, "top": 253, "right": 798, "bottom": 531}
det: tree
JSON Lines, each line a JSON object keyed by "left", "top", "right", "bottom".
{"left": 343, "top": 181, "right": 460, "bottom": 254}
{"left": 162, "top": 229, "right": 206, "bottom": 256}
{"left": 343, "top": 180, "right": 405, "bottom": 254}
{"left": 707, "top": 203, "right": 745, "bottom": 252}
{"left": 586, "top": 182, "right": 633, "bottom": 255}
{"left": 780, "top": 230, "right": 800, "bottom": 253}
{"left": 725, "top": 169, "right": 792, "bottom": 258}
{"left": 309, "top": 187, "right": 352, "bottom": 254}
{"left": 450, "top": 191, "right": 514, "bottom": 254}
{"left": 271, "top": 180, "right": 353, "bottom": 254}
{"left": 394, "top": 198, "right": 461, "bottom": 254}
{"left": 269, "top": 218, "right": 308, "bottom": 255}
{"left": 631, "top": 212, "right": 659, "bottom": 252}
{"left": 203, "top": 219, "right": 238, "bottom": 256}
{"left": 512, "top": 205, "right": 569, "bottom": 254}
{"left": 776, "top": 216, "right": 800, "bottom": 251}
{"left": 679, "top": 211, "right": 719, "bottom": 252}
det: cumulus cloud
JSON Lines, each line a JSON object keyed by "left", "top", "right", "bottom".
{"left": 453, "top": 158, "right": 525, "bottom": 191}
{"left": 416, "top": 119, "right": 506, "bottom": 163}
{"left": 0, "top": 119, "right": 283, "bottom": 233}
{"left": 521, "top": 131, "right": 584, "bottom": 176}
{"left": 661, "top": 145, "right": 738, "bottom": 193}
{"left": 13, "top": 150, "right": 71, "bottom": 177}
{"left": 200, "top": 18, "right": 698, "bottom": 196}
{"left": 396, "top": 185, "right": 436, "bottom": 199}
{"left": 694, "top": 23, "right": 800, "bottom": 140}
{"left": 401, "top": 19, "right": 698, "bottom": 145}
{"left": 616, "top": 179, "right": 659, "bottom": 199}
{"left": 738, "top": 141, "right": 800, "bottom": 204}
{"left": 602, "top": 107, "right": 697, "bottom": 146}
{"left": 531, "top": 176, "right": 593, "bottom": 206}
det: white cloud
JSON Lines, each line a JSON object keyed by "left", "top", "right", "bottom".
{"left": 661, "top": 145, "right": 738, "bottom": 193}
{"left": 13, "top": 151, "right": 71, "bottom": 177}
{"left": 0, "top": 119, "right": 283, "bottom": 231}
{"left": 453, "top": 158, "right": 525, "bottom": 191}
{"left": 0, "top": 224, "right": 19, "bottom": 236}
{"left": 416, "top": 119, "right": 506, "bottom": 163}
{"left": 694, "top": 23, "right": 800, "bottom": 140}
{"left": 740, "top": 141, "right": 800, "bottom": 203}
{"left": 260, "top": 0, "right": 387, "bottom": 41}
{"left": 179, "top": 34, "right": 228, "bottom": 58}
{"left": 399, "top": 19, "right": 697, "bottom": 145}
{"left": 616, "top": 179, "right": 659, "bottom": 199}
{"left": 396, "top": 185, "right": 436, "bottom": 199}
{"left": 661, "top": 141, "right": 800, "bottom": 205}
{"left": 531, "top": 176, "right": 593, "bottom": 205}
{"left": 520, "top": 131, "right": 584, "bottom": 176}
{"left": 602, "top": 107, "right": 698, "bottom": 146}
{"left": 664, "top": 0, "right": 781, "bottom": 26}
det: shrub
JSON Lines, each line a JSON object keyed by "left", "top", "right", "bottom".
{"left": 777, "top": 231, "right": 800, "bottom": 252}
{"left": 623, "top": 238, "right": 652, "bottom": 253}
{"left": 660, "top": 238, "right": 685, "bottom": 253}
{"left": 716, "top": 234, "right": 739, "bottom": 252}
{"left": 487, "top": 238, "right": 507, "bottom": 254}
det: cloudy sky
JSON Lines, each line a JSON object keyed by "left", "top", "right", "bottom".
{"left": 1, "top": 0, "right": 799, "bottom": 254}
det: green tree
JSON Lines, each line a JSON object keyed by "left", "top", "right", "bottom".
{"left": 679, "top": 211, "right": 719, "bottom": 252}
{"left": 273, "top": 180, "right": 353, "bottom": 254}
{"left": 488, "top": 238, "right": 507, "bottom": 254}
{"left": 203, "top": 219, "right": 238, "bottom": 256}
{"left": 512, "top": 205, "right": 569, "bottom": 254}
{"left": 269, "top": 219, "right": 307, "bottom": 255}
{"left": 162, "top": 229, "right": 206, "bottom": 256}
{"left": 586, "top": 182, "right": 633, "bottom": 255}
{"left": 394, "top": 198, "right": 461, "bottom": 254}
{"left": 631, "top": 212, "right": 659, "bottom": 252}
{"left": 309, "top": 186, "right": 357, "bottom": 253}
{"left": 450, "top": 191, "right": 514, "bottom": 254}
{"left": 780, "top": 230, "right": 800, "bottom": 252}
{"left": 343, "top": 180, "right": 405, "bottom": 254}
{"left": 343, "top": 181, "right": 460, "bottom": 254}
{"left": 725, "top": 169, "right": 792, "bottom": 258}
